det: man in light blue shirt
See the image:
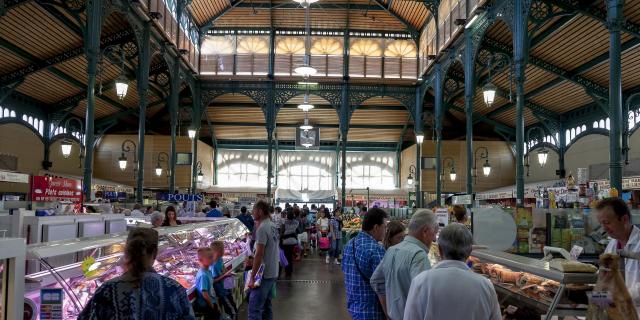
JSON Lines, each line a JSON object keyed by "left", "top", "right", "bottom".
{"left": 370, "top": 209, "right": 438, "bottom": 320}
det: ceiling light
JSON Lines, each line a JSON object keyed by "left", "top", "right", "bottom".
{"left": 537, "top": 148, "right": 549, "bottom": 167}
{"left": 187, "top": 127, "right": 197, "bottom": 139}
{"left": 483, "top": 82, "right": 497, "bottom": 108}
{"left": 295, "top": 65, "right": 317, "bottom": 77}
{"left": 197, "top": 170, "right": 204, "bottom": 182}
{"left": 61, "top": 140, "right": 73, "bottom": 158}
{"left": 293, "top": 0, "right": 319, "bottom": 7}
{"left": 114, "top": 74, "right": 129, "bottom": 100}
{"left": 300, "top": 113, "right": 313, "bottom": 131}
{"left": 407, "top": 174, "right": 414, "bottom": 186}
{"left": 118, "top": 153, "right": 128, "bottom": 171}
{"left": 482, "top": 160, "right": 491, "bottom": 177}
{"left": 416, "top": 133, "right": 424, "bottom": 144}
{"left": 155, "top": 165, "right": 163, "bottom": 177}
{"left": 449, "top": 167, "right": 457, "bottom": 182}
{"left": 298, "top": 94, "right": 314, "bottom": 112}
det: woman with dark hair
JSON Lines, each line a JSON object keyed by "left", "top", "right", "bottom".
{"left": 383, "top": 220, "right": 406, "bottom": 250}
{"left": 162, "top": 206, "right": 182, "bottom": 227}
{"left": 78, "top": 228, "right": 194, "bottom": 319}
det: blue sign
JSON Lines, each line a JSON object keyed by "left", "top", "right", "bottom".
{"left": 158, "top": 193, "right": 204, "bottom": 202}
{"left": 40, "top": 288, "right": 63, "bottom": 319}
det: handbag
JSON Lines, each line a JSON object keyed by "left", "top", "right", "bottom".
{"left": 319, "top": 236, "right": 330, "bottom": 250}
{"left": 279, "top": 248, "right": 289, "bottom": 267}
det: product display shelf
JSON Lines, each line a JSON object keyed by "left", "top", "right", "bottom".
{"left": 471, "top": 249, "right": 597, "bottom": 319}
{"left": 23, "top": 218, "right": 249, "bottom": 320}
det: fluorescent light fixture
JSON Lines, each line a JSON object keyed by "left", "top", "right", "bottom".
{"left": 465, "top": 15, "right": 479, "bottom": 29}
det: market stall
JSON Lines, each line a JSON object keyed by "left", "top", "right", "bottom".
{"left": 22, "top": 219, "right": 249, "bottom": 319}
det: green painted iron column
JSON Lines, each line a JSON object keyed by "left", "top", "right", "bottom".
{"left": 340, "top": 84, "right": 349, "bottom": 208}
{"left": 268, "top": 29, "right": 276, "bottom": 79}
{"left": 82, "top": 0, "right": 102, "bottom": 201}
{"left": 191, "top": 83, "right": 202, "bottom": 193}
{"left": 513, "top": 0, "right": 530, "bottom": 207}
{"left": 558, "top": 123, "right": 566, "bottom": 178}
{"left": 266, "top": 84, "right": 276, "bottom": 199}
{"left": 415, "top": 85, "right": 424, "bottom": 208}
{"left": 168, "top": 56, "right": 180, "bottom": 193}
{"left": 135, "top": 22, "right": 151, "bottom": 203}
{"left": 606, "top": 0, "right": 625, "bottom": 193}
{"left": 464, "top": 30, "right": 475, "bottom": 199}
{"left": 434, "top": 63, "right": 443, "bottom": 206}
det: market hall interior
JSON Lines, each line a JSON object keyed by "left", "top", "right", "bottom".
{"left": 1, "top": 0, "right": 640, "bottom": 319}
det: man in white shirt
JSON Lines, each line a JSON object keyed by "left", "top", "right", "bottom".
{"left": 130, "top": 203, "right": 144, "bottom": 217}
{"left": 597, "top": 197, "right": 640, "bottom": 314}
{"left": 403, "top": 223, "right": 501, "bottom": 320}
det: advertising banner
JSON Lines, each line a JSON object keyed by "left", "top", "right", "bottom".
{"left": 31, "top": 176, "right": 82, "bottom": 202}
{"left": 158, "top": 193, "right": 204, "bottom": 202}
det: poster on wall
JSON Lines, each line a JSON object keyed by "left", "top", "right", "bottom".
{"left": 31, "top": 176, "right": 82, "bottom": 202}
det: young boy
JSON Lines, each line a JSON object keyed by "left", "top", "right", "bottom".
{"left": 210, "top": 241, "right": 238, "bottom": 319}
{"left": 195, "top": 247, "right": 220, "bottom": 320}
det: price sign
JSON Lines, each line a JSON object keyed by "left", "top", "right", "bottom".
{"left": 40, "top": 288, "right": 63, "bottom": 319}
{"left": 435, "top": 208, "right": 449, "bottom": 227}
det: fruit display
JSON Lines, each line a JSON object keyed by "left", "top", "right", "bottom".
{"left": 342, "top": 216, "right": 362, "bottom": 231}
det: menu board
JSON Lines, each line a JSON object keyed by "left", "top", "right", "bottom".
{"left": 31, "top": 176, "right": 82, "bottom": 202}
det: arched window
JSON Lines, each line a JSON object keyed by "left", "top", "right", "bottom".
{"left": 593, "top": 121, "right": 599, "bottom": 128}
{"left": 38, "top": 120, "right": 44, "bottom": 136}
{"left": 606, "top": 118, "right": 611, "bottom": 130}
{"left": 571, "top": 128, "right": 576, "bottom": 140}
{"left": 600, "top": 119, "right": 605, "bottom": 128}
{"left": 0, "top": 107, "right": 3, "bottom": 118}
{"left": 565, "top": 130, "right": 571, "bottom": 145}
{"left": 581, "top": 125, "right": 586, "bottom": 132}
{"left": 10, "top": 110, "right": 16, "bottom": 117}
{"left": 28, "top": 116, "right": 33, "bottom": 127}
{"left": 22, "top": 115, "right": 27, "bottom": 122}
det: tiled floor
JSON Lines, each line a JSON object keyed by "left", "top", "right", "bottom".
{"left": 238, "top": 254, "right": 351, "bottom": 319}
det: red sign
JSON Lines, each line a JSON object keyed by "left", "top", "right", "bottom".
{"left": 31, "top": 176, "right": 82, "bottom": 202}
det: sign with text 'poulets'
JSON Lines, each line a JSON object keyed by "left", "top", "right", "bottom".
{"left": 31, "top": 176, "right": 82, "bottom": 202}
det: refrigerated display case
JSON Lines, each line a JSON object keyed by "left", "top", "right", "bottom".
{"left": 0, "top": 238, "right": 26, "bottom": 320}
{"left": 23, "top": 218, "right": 249, "bottom": 319}
{"left": 469, "top": 249, "right": 597, "bottom": 319}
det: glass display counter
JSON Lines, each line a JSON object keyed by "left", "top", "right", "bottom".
{"left": 23, "top": 218, "right": 249, "bottom": 320}
{"left": 469, "top": 249, "right": 597, "bottom": 319}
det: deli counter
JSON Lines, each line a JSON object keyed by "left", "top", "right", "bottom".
{"left": 23, "top": 218, "right": 249, "bottom": 319}
{"left": 469, "top": 249, "right": 597, "bottom": 319}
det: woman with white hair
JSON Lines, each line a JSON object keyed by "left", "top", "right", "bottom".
{"left": 150, "top": 211, "right": 164, "bottom": 228}
{"left": 403, "top": 223, "right": 501, "bottom": 320}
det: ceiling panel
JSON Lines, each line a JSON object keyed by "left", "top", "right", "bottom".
{"left": 0, "top": 3, "right": 82, "bottom": 60}
{"left": 530, "top": 16, "right": 633, "bottom": 71}
{"left": 215, "top": 126, "right": 268, "bottom": 140}
{"left": 277, "top": 108, "right": 339, "bottom": 124}
{"left": 0, "top": 46, "right": 31, "bottom": 74}
{"left": 390, "top": 0, "right": 430, "bottom": 30}
{"left": 580, "top": 44, "right": 640, "bottom": 91}
{"left": 208, "top": 106, "right": 266, "bottom": 123}
{"left": 348, "top": 128, "right": 400, "bottom": 142}
{"left": 350, "top": 109, "right": 409, "bottom": 125}
{"left": 529, "top": 81, "right": 594, "bottom": 114}
{"left": 16, "top": 70, "right": 83, "bottom": 104}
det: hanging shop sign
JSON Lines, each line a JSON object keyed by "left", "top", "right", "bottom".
{"left": 31, "top": 176, "right": 82, "bottom": 202}
{"left": 452, "top": 194, "right": 473, "bottom": 205}
{"left": 0, "top": 170, "right": 29, "bottom": 183}
{"left": 158, "top": 193, "right": 204, "bottom": 202}
{"left": 623, "top": 177, "right": 640, "bottom": 190}
{"left": 92, "top": 183, "right": 134, "bottom": 194}
{"left": 101, "top": 191, "right": 127, "bottom": 200}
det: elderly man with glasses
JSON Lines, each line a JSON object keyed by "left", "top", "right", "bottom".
{"left": 370, "top": 209, "right": 438, "bottom": 320}
{"left": 403, "top": 223, "right": 501, "bottom": 320}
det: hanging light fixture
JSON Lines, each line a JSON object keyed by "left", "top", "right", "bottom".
{"left": 197, "top": 170, "right": 204, "bottom": 182}
{"left": 187, "top": 127, "right": 197, "bottom": 139}
{"left": 61, "top": 140, "right": 73, "bottom": 158}
{"left": 482, "top": 159, "right": 492, "bottom": 177}
{"left": 483, "top": 82, "right": 497, "bottom": 108}
{"left": 298, "top": 93, "right": 315, "bottom": 112}
{"left": 300, "top": 113, "right": 313, "bottom": 131}
{"left": 293, "top": 0, "right": 319, "bottom": 6}
{"left": 155, "top": 152, "right": 168, "bottom": 177}
{"left": 295, "top": 0, "right": 317, "bottom": 77}
{"left": 416, "top": 133, "right": 425, "bottom": 144}
{"left": 118, "top": 153, "right": 128, "bottom": 171}
{"left": 537, "top": 147, "right": 549, "bottom": 167}
{"left": 114, "top": 74, "right": 129, "bottom": 100}
{"left": 155, "top": 165, "right": 163, "bottom": 177}
{"left": 449, "top": 167, "right": 457, "bottom": 182}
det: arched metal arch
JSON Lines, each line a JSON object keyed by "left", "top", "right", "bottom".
{"left": 0, "top": 119, "right": 45, "bottom": 144}
{"left": 565, "top": 129, "right": 610, "bottom": 153}
{"left": 524, "top": 142, "right": 559, "bottom": 157}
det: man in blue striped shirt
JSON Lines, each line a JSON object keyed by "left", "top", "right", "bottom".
{"left": 342, "top": 208, "right": 387, "bottom": 320}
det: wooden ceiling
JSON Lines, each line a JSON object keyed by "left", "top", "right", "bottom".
{"left": 1, "top": 0, "right": 640, "bottom": 149}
